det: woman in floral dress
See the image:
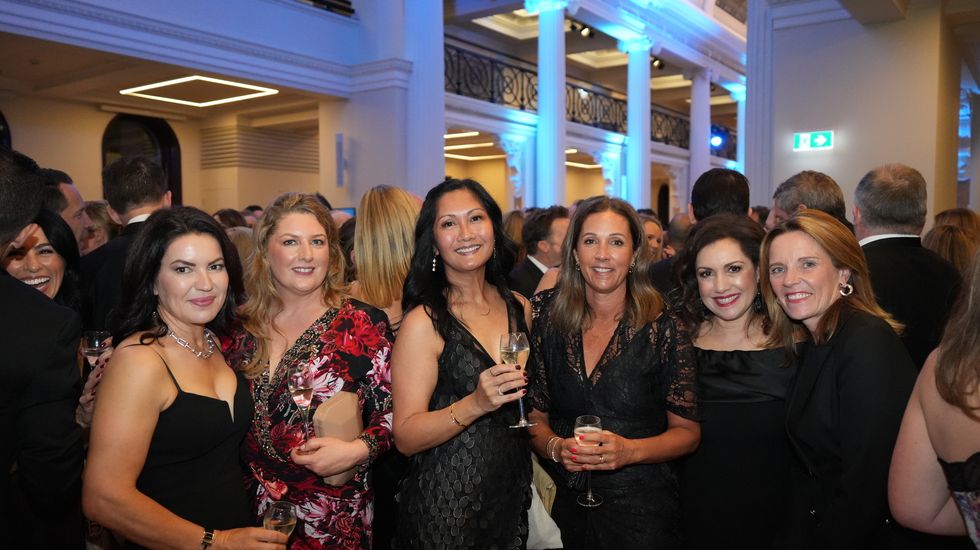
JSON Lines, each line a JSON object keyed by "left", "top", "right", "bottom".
{"left": 225, "top": 193, "right": 393, "bottom": 549}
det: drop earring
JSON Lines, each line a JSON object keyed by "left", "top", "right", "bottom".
{"left": 432, "top": 255, "right": 438, "bottom": 272}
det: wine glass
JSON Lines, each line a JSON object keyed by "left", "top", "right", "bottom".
{"left": 81, "top": 330, "right": 111, "bottom": 377}
{"left": 263, "top": 501, "right": 297, "bottom": 537}
{"left": 287, "top": 362, "right": 315, "bottom": 440}
{"left": 499, "top": 332, "right": 535, "bottom": 429}
{"left": 575, "top": 414, "right": 603, "bottom": 508}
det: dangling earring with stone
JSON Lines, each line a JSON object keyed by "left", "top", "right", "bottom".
{"left": 753, "top": 286, "right": 764, "bottom": 312}
{"left": 432, "top": 255, "right": 438, "bottom": 272}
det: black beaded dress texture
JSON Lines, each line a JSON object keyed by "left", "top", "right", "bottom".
{"left": 396, "top": 306, "right": 532, "bottom": 549}
{"left": 529, "top": 289, "right": 700, "bottom": 550}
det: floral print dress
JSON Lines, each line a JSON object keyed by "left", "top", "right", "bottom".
{"left": 224, "top": 299, "right": 394, "bottom": 550}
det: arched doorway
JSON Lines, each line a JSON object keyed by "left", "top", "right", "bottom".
{"left": 102, "top": 114, "right": 182, "bottom": 204}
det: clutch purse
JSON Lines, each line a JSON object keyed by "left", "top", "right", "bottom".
{"left": 312, "top": 390, "right": 363, "bottom": 486}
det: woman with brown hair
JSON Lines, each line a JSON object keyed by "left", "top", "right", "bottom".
{"left": 923, "top": 224, "right": 978, "bottom": 277}
{"left": 762, "top": 209, "right": 916, "bottom": 548}
{"left": 890, "top": 249, "right": 980, "bottom": 546}
{"left": 527, "top": 195, "right": 700, "bottom": 549}
{"left": 224, "top": 193, "right": 393, "bottom": 549}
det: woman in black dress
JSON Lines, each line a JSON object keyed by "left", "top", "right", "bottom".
{"left": 83, "top": 207, "right": 287, "bottom": 550}
{"left": 672, "top": 215, "right": 795, "bottom": 549}
{"left": 392, "top": 178, "right": 531, "bottom": 549}
{"left": 527, "top": 196, "right": 700, "bottom": 549}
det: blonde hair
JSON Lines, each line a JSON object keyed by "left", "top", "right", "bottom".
{"left": 240, "top": 193, "right": 347, "bottom": 378}
{"left": 760, "top": 209, "right": 901, "bottom": 346}
{"left": 353, "top": 185, "right": 419, "bottom": 309}
{"left": 551, "top": 196, "right": 663, "bottom": 333}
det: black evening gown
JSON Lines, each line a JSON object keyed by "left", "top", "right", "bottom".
{"left": 529, "top": 289, "right": 700, "bottom": 550}
{"left": 680, "top": 347, "right": 795, "bottom": 550}
{"left": 939, "top": 452, "right": 980, "bottom": 548}
{"left": 396, "top": 304, "right": 532, "bottom": 549}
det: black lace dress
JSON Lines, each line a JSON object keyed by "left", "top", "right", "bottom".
{"left": 529, "top": 289, "right": 699, "bottom": 550}
{"left": 396, "top": 305, "right": 532, "bottom": 549}
{"left": 939, "top": 452, "right": 980, "bottom": 548}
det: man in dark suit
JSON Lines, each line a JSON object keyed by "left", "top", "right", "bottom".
{"left": 853, "top": 163, "right": 961, "bottom": 370}
{"left": 650, "top": 168, "right": 751, "bottom": 296}
{"left": 508, "top": 205, "right": 568, "bottom": 299}
{"left": 0, "top": 148, "right": 84, "bottom": 548}
{"left": 81, "top": 157, "right": 170, "bottom": 330}
{"left": 765, "top": 170, "right": 853, "bottom": 233}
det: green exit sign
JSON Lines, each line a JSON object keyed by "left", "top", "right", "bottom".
{"left": 793, "top": 130, "right": 834, "bottom": 151}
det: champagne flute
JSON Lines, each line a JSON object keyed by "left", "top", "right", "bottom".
{"left": 263, "top": 501, "right": 297, "bottom": 537}
{"left": 499, "top": 332, "right": 535, "bottom": 429}
{"left": 287, "top": 362, "right": 315, "bottom": 440}
{"left": 81, "top": 330, "right": 111, "bottom": 377}
{"left": 575, "top": 414, "right": 603, "bottom": 508}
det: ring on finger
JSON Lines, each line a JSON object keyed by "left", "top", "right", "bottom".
{"left": 599, "top": 454, "right": 605, "bottom": 464}
{"left": 497, "top": 386, "right": 505, "bottom": 396}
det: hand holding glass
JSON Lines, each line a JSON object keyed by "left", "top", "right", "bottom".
{"left": 81, "top": 330, "right": 111, "bottom": 375}
{"left": 263, "top": 501, "right": 297, "bottom": 537}
{"left": 287, "top": 362, "right": 315, "bottom": 440}
{"left": 575, "top": 414, "right": 603, "bottom": 508}
{"left": 499, "top": 332, "right": 534, "bottom": 428}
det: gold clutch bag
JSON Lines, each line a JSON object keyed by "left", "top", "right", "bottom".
{"left": 312, "top": 390, "right": 363, "bottom": 486}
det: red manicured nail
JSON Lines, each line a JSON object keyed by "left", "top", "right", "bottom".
{"left": 515, "top": 365, "right": 522, "bottom": 370}
{"left": 571, "top": 447, "right": 577, "bottom": 453}
{"left": 571, "top": 454, "right": 577, "bottom": 461}
{"left": 578, "top": 435, "right": 584, "bottom": 441}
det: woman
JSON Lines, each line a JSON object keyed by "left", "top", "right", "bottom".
{"left": 214, "top": 208, "right": 249, "bottom": 229}
{"left": 503, "top": 208, "right": 526, "bottom": 263}
{"left": 761, "top": 209, "right": 916, "bottom": 548}
{"left": 527, "top": 196, "right": 700, "bottom": 549}
{"left": 83, "top": 207, "right": 286, "bottom": 549}
{"left": 640, "top": 213, "right": 664, "bottom": 261}
{"left": 923, "top": 224, "right": 978, "bottom": 277}
{"left": 890, "top": 249, "right": 980, "bottom": 546}
{"left": 3, "top": 208, "right": 81, "bottom": 310}
{"left": 935, "top": 207, "right": 980, "bottom": 237}
{"left": 392, "top": 178, "right": 531, "bottom": 549}
{"left": 350, "top": 184, "right": 420, "bottom": 335}
{"left": 81, "top": 200, "right": 122, "bottom": 255}
{"left": 672, "top": 214, "right": 795, "bottom": 549}
{"left": 224, "top": 193, "right": 393, "bottom": 549}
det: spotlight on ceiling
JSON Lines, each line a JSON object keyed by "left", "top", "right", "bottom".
{"left": 710, "top": 135, "right": 723, "bottom": 148}
{"left": 651, "top": 57, "right": 665, "bottom": 70}
{"left": 580, "top": 25, "right": 592, "bottom": 37}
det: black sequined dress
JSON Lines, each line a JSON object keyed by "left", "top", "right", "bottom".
{"left": 396, "top": 305, "right": 532, "bottom": 549}
{"left": 529, "top": 289, "right": 700, "bottom": 550}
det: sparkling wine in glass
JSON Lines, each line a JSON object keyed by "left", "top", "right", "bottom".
{"left": 287, "top": 362, "right": 315, "bottom": 439}
{"left": 81, "top": 330, "right": 111, "bottom": 376}
{"left": 575, "top": 414, "right": 603, "bottom": 508}
{"left": 499, "top": 332, "right": 535, "bottom": 429}
{"left": 263, "top": 501, "right": 297, "bottom": 537}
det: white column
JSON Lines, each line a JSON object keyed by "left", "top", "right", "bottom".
{"left": 527, "top": 0, "right": 568, "bottom": 207}
{"left": 685, "top": 67, "right": 712, "bottom": 192}
{"left": 745, "top": 0, "right": 774, "bottom": 204}
{"left": 620, "top": 37, "right": 654, "bottom": 208}
{"left": 971, "top": 93, "right": 980, "bottom": 210}
{"left": 404, "top": 0, "right": 445, "bottom": 196}
{"left": 730, "top": 86, "right": 747, "bottom": 174}
{"left": 500, "top": 134, "right": 534, "bottom": 210}
{"left": 593, "top": 148, "right": 624, "bottom": 199}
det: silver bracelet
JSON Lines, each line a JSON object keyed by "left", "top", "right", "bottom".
{"left": 546, "top": 436, "right": 562, "bottom": 463}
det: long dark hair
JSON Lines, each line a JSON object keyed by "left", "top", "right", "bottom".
{"left": 402, "top": 178, "right": 519, "bottom": 340}
{"left": 112, "top": 207, "right": 245, "bottom": 345}
{"left": 34, "top": 208, "right": 82, "bottom": 312}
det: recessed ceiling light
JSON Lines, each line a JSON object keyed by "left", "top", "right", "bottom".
{"left": 444, "top": 142, "right": 496, "bottom": 151}
{"left": 565, "top": 161, "right": 602, "bottom": 169}
{"left": 444, "top": 131, "right": 480, "bottom": 139}
{"left": 119, "top": 75, "right": 278, "bottom": 107}
{"left": 444, "top": 153, "right": 508, "bottom": 161}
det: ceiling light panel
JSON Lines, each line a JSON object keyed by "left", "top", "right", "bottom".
{"left": 119, "top": 75, "right": 278, "bottom": 107}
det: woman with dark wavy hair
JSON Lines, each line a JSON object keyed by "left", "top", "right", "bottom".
{"left": 527, "top": 195, "right": 699, "bottom": 549}
{"left": 392, "top": 178, "right": 531, "bottom": 549}
{"left": 672, "top": 214, "right": 795, "bottom": 549}
{"left": 3, "top": 208, "right": 81, "bottom": 311}
{"left": 83, "top": 207, "right": 286, "bottom": 549}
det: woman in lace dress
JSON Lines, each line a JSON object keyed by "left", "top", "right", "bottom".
{"left": 392, "top": 178, "right": 531, "bottom": 549}
{"left": 527, "top": 196, "right": 700, "bottom": 549}
{"left": 891, "top": 248, "right": 980, "bottom": 547}
{"left": 225, "top": 193, "right": 393, "bottom": 549}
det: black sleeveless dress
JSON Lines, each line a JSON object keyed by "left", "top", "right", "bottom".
{"left": 396, "top": 304, "right": 532, "bottom": 549}
{"left": 939, "top": 452, "right": 980, "bottom": 548}
{"left": 123, "top": 365, "right": 254, "bottom": 549}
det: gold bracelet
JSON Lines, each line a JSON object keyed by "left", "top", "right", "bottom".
{"left": 449, "top": 403, "right": 468, "bottom": 429}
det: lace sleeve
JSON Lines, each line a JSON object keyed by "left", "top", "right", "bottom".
{"left": 656, "top": 308, "right": 700, "bottom": 421}
{"left": 528, "top": 289, "right": 556, "bottom": 413}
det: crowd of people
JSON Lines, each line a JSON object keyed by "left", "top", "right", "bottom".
{"left": 1, "top": 144, "right": 979, "bottom": 550}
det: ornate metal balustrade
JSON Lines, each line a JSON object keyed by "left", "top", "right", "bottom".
{"left": 444, "top": 42, "right": 737, "bottom": 158}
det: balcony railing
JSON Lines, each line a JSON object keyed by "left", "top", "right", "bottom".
{"left": 444, "top": 42, "right": 736, "bottom": 158}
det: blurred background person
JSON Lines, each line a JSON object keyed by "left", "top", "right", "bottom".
{"left": 213, "top": 208, "right": 249, "bottom": 229}
{"left": 639, "top": 213, "right": 664, "bottom": 261}
{"left": 762, "top": 209, "right": 915, "bottom": 548}
{"left": 392, "top": 178, "right": 530, "bottom": 549}
{"left": 934, "top": 207, "right": 980, "bottom": 237}
{"left": 81, "top": 200, "right": 123, "bottom": 256}
{"left": 40, "top": 167, "right": 90, "bottom": 249}
{"left": 83, "top": 207, "right": 285, "bottom": 549}
{"left": 751, "top": 205, "right": 770, "bottom": 227}
{"left": 242, "top": 204, "right": 264, "bottom": 227}
{"left": 502, "top": 208, "right": 526, "bottom": 263}
{"left": 338, "top": 216, "right": 357, "bottom": 285}
{"left": 923, "top": 224, "right": 979, "bottom": 278}
{"left": 673, "top": 214, "right": 795, "bottom": 549}
{"left": 509, "top": 205, "right": 569, "bottom": 299}
{"left": 528, "top": 196, "right": 700, "bottom": 549}
{"left": 3, "top": 208, "right": 81, "bottom": 312}
{"left": 890, "top": 249, "right": 980, "bottom": 545}
{"left": 226, "top": 193, "right": 393, "bottom": 549}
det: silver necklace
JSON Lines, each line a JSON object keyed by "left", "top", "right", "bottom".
{"left": 167, "top": 329, "right": 216, "bottom": 360}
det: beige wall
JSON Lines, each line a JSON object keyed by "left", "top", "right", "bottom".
{"left": 770, "top": 0, "right": 959, "bottom": 222}
{"left": 444, "top": 157, "right": 509, "bottom": 209}
{"left": 565, "top": 166, "right": 606, "bottom": 204}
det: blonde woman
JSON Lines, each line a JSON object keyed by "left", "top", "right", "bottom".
{"left": 349, "top": 185, "right": 420, "bottom": 335}
{"left": 224, "top": 193, "right": 393, "bottom": 549}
